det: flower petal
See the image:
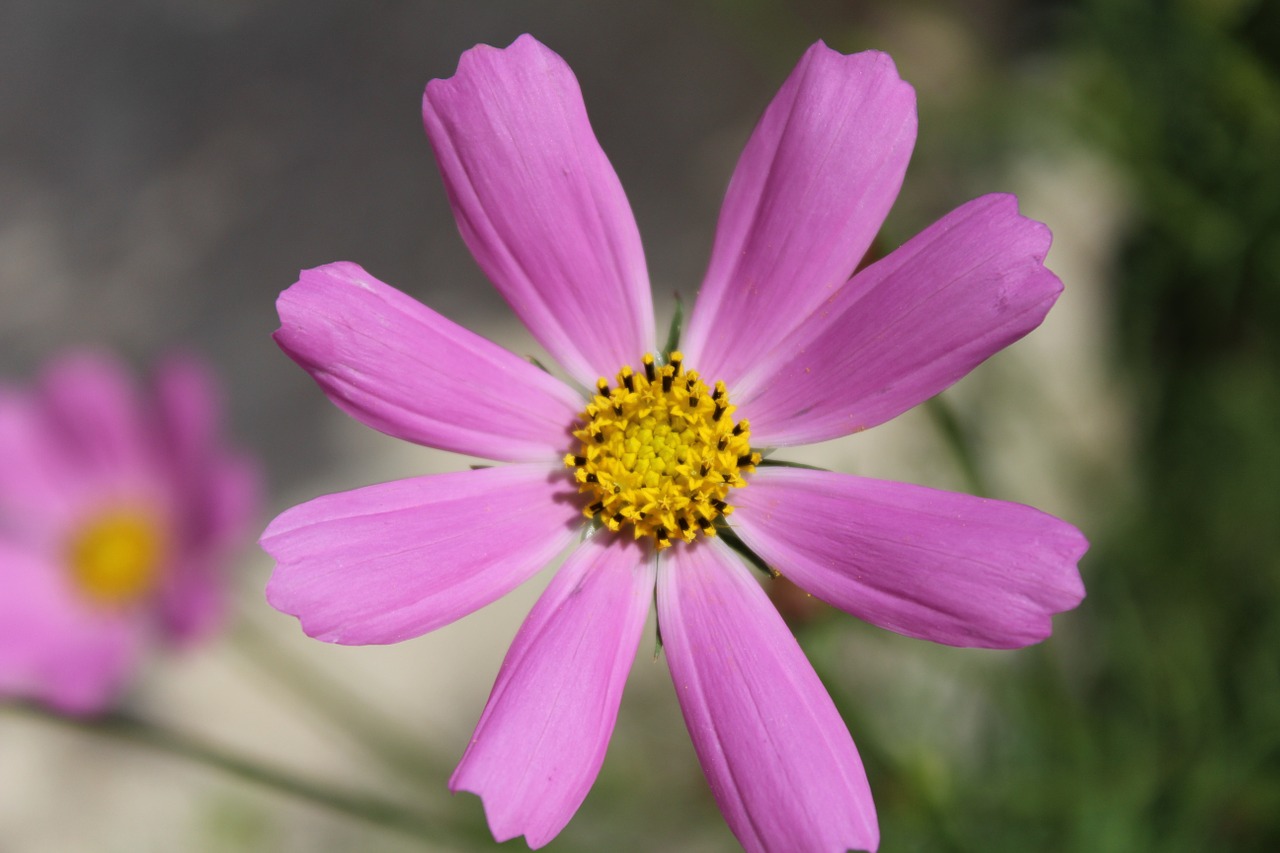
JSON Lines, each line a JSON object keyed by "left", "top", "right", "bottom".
{"left": 35, "top": 351, "right": 153, "bottom": 493}
{"left": 0, "top": 539, "right": 142, "bottom": 715}
{"left": 151, "top": 355, "right": 261, "bottom": 645}
{"left": 451, "top": 534, "right": 655, "bottom": 848}
{"left": 682, "top": 43, "right": 916, "bottom": 390}
{"left": 423, "top": 35, "right": 655, "bottom": 387}
{"left": 262, "top": 464, "right": 580, "bottom": 645}
{"left": 274, "top": 262, "right": 583, "bottom": 463}
{"left": 0, "top": 387, "right": 66, "bottom": 525}
{"left": 732, "top": 466, "right": 1087, "bottom": 649}
{"left": 737, "top": 194, "right": 1064, "bottom": 446}
{"left": 658, "top": 539, "right": 878, "bottom": 853}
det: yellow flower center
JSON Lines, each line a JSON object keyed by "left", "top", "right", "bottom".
{"left": 564, "top": 351, "right": 760, "bottom": 550}
{"left": 67, "top": 508, "right": 166, "bottom": 607}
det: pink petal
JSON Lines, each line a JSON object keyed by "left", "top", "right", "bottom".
{"left": 423, "top": 35, "right": 655, "bottom": 387}
{"left": 658, "top": 539, "right": 878, "bottom": 853}
{"left": 0, "top": 539, "right": 142, "bottom": 715}
{"left": 155, "top": 553, "right": 225, "bottom": 647}
{"left": 732, "top": 467, "right": 1087, "bottom": 649}
{"left": 737, "top": 194, "right": 1064, "bottom": 446}
{"left": 262, "top": 464, "right": 581, "bottom": 645}
{"left": 274, "top": 262, "right": 583, "bottom": 463}
{"left": 682, "top": 43, "right": 916, "bottom": 391}
{"left": 37, "top": 351, "right": 151, "bottom": 488}
{"left": 451, "top": 534, "right": 655, "bottom": 848}
{"left": 0, "top": 387, "right": 66, "bottom": 525}
{"left": 150, "top": 355, "right": 261, "bottom": 645}
{"left": 151, "top": 353, "right": 223, "bottom": 483}
{"left": 157, "top": 451, "right": 258, "bottom": 646}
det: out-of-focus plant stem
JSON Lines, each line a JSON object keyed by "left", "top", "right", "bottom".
{"left": 230, "top": 616, "right": 446, "bottom": 789}
{"left": 4, "top": 702, "right": 472, "bottom": 849}
{"left": 924, "top": 395, "right": 989, "bottom": 497}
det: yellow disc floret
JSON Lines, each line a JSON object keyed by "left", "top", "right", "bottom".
{"left": 564, "top": 351, "right": 761, "bottom": 550}
{"left": 67, "top": 508, "right": 166, "bottom": 608}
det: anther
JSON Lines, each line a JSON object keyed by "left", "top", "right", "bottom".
{"left": 567, "top": 351, "right": 753, "bottom": 549}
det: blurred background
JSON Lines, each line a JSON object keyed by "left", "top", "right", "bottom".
{"left": 1, "top": 0, "right": 1277, "bottom": 850}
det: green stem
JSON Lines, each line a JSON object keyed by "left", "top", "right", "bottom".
{"left": 4, "top": 702, "right": 468, "bottom": 848}
{"left": 662, "top": 294, "right": 684, "bottom": 358}
{"left": 923, "top": 395, "right": 989, "bottom": 497}
{"left": 230, "top": 616, "right": 446, "bottom": 788}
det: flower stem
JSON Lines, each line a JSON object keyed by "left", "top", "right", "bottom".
{"left": 230, "top": 615, "right": 446, "bottom": 787}
{"left": 923, "top": 395, "right": 989, "bottom": 496}
{"left": 3, "top": 702, "right": 471, "bottom": 848}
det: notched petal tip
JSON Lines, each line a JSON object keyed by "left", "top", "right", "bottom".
{"left": 683, "top": 36, "right": 918, "bottom": 388}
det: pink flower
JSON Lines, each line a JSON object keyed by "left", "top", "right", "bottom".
{"left": 263, "top": 35, "right": 1087, "bottom": 852}
{"left": 0, "top": 351, "right": 259, "bottom": 715}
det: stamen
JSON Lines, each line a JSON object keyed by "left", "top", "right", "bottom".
{"left": 565, "top": 353, "right": 756, "bottom": 549}
{"left": 67, "top": 508, "right": 165, "bottom": 608}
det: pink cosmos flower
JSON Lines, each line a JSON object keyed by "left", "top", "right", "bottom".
{"left": 0, "top": 351, "right": 259, "bottom": 715}
{"left": 262, "top": 35, "right": 1087, "bottom": 852}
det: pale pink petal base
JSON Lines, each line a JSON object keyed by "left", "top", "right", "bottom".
{"left": 424, "top": 35, "right": 655, "bottom": 387}
{"left": 262, "top": 464, "right": 581, "bottom": 645}
{"left": 683, "top": 44, "right": 916, "bottom": 390}
{"left": 732, "top": 466, "right": 1087, "bottom": 648}
{"left": 0, "top": 540, "right": 142, "bottom": 715}
{"left": 738, "top": 194, "right": 1064, "bottom": 446}
{"left": 451, "top": 534, "right": 655, "bottom": 848}
{"left": 275, "top": 262, "right": 584, "bottom": 463}
{"left": 659, "top": 539, "right": 878, "bottom": 853}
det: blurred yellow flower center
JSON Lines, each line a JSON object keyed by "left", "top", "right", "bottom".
{"left": 565, "top": 351, "right": 760, "bottom": 550}
{"left": 67, "top": 509, "right": 165, "bottom": 607}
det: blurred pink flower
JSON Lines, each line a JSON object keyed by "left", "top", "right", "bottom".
{"left": 0, "top": 351, "right": 259, "bottom": 715}
{"left": 263, "top": 35, "right": 1087, "bottom": 852}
